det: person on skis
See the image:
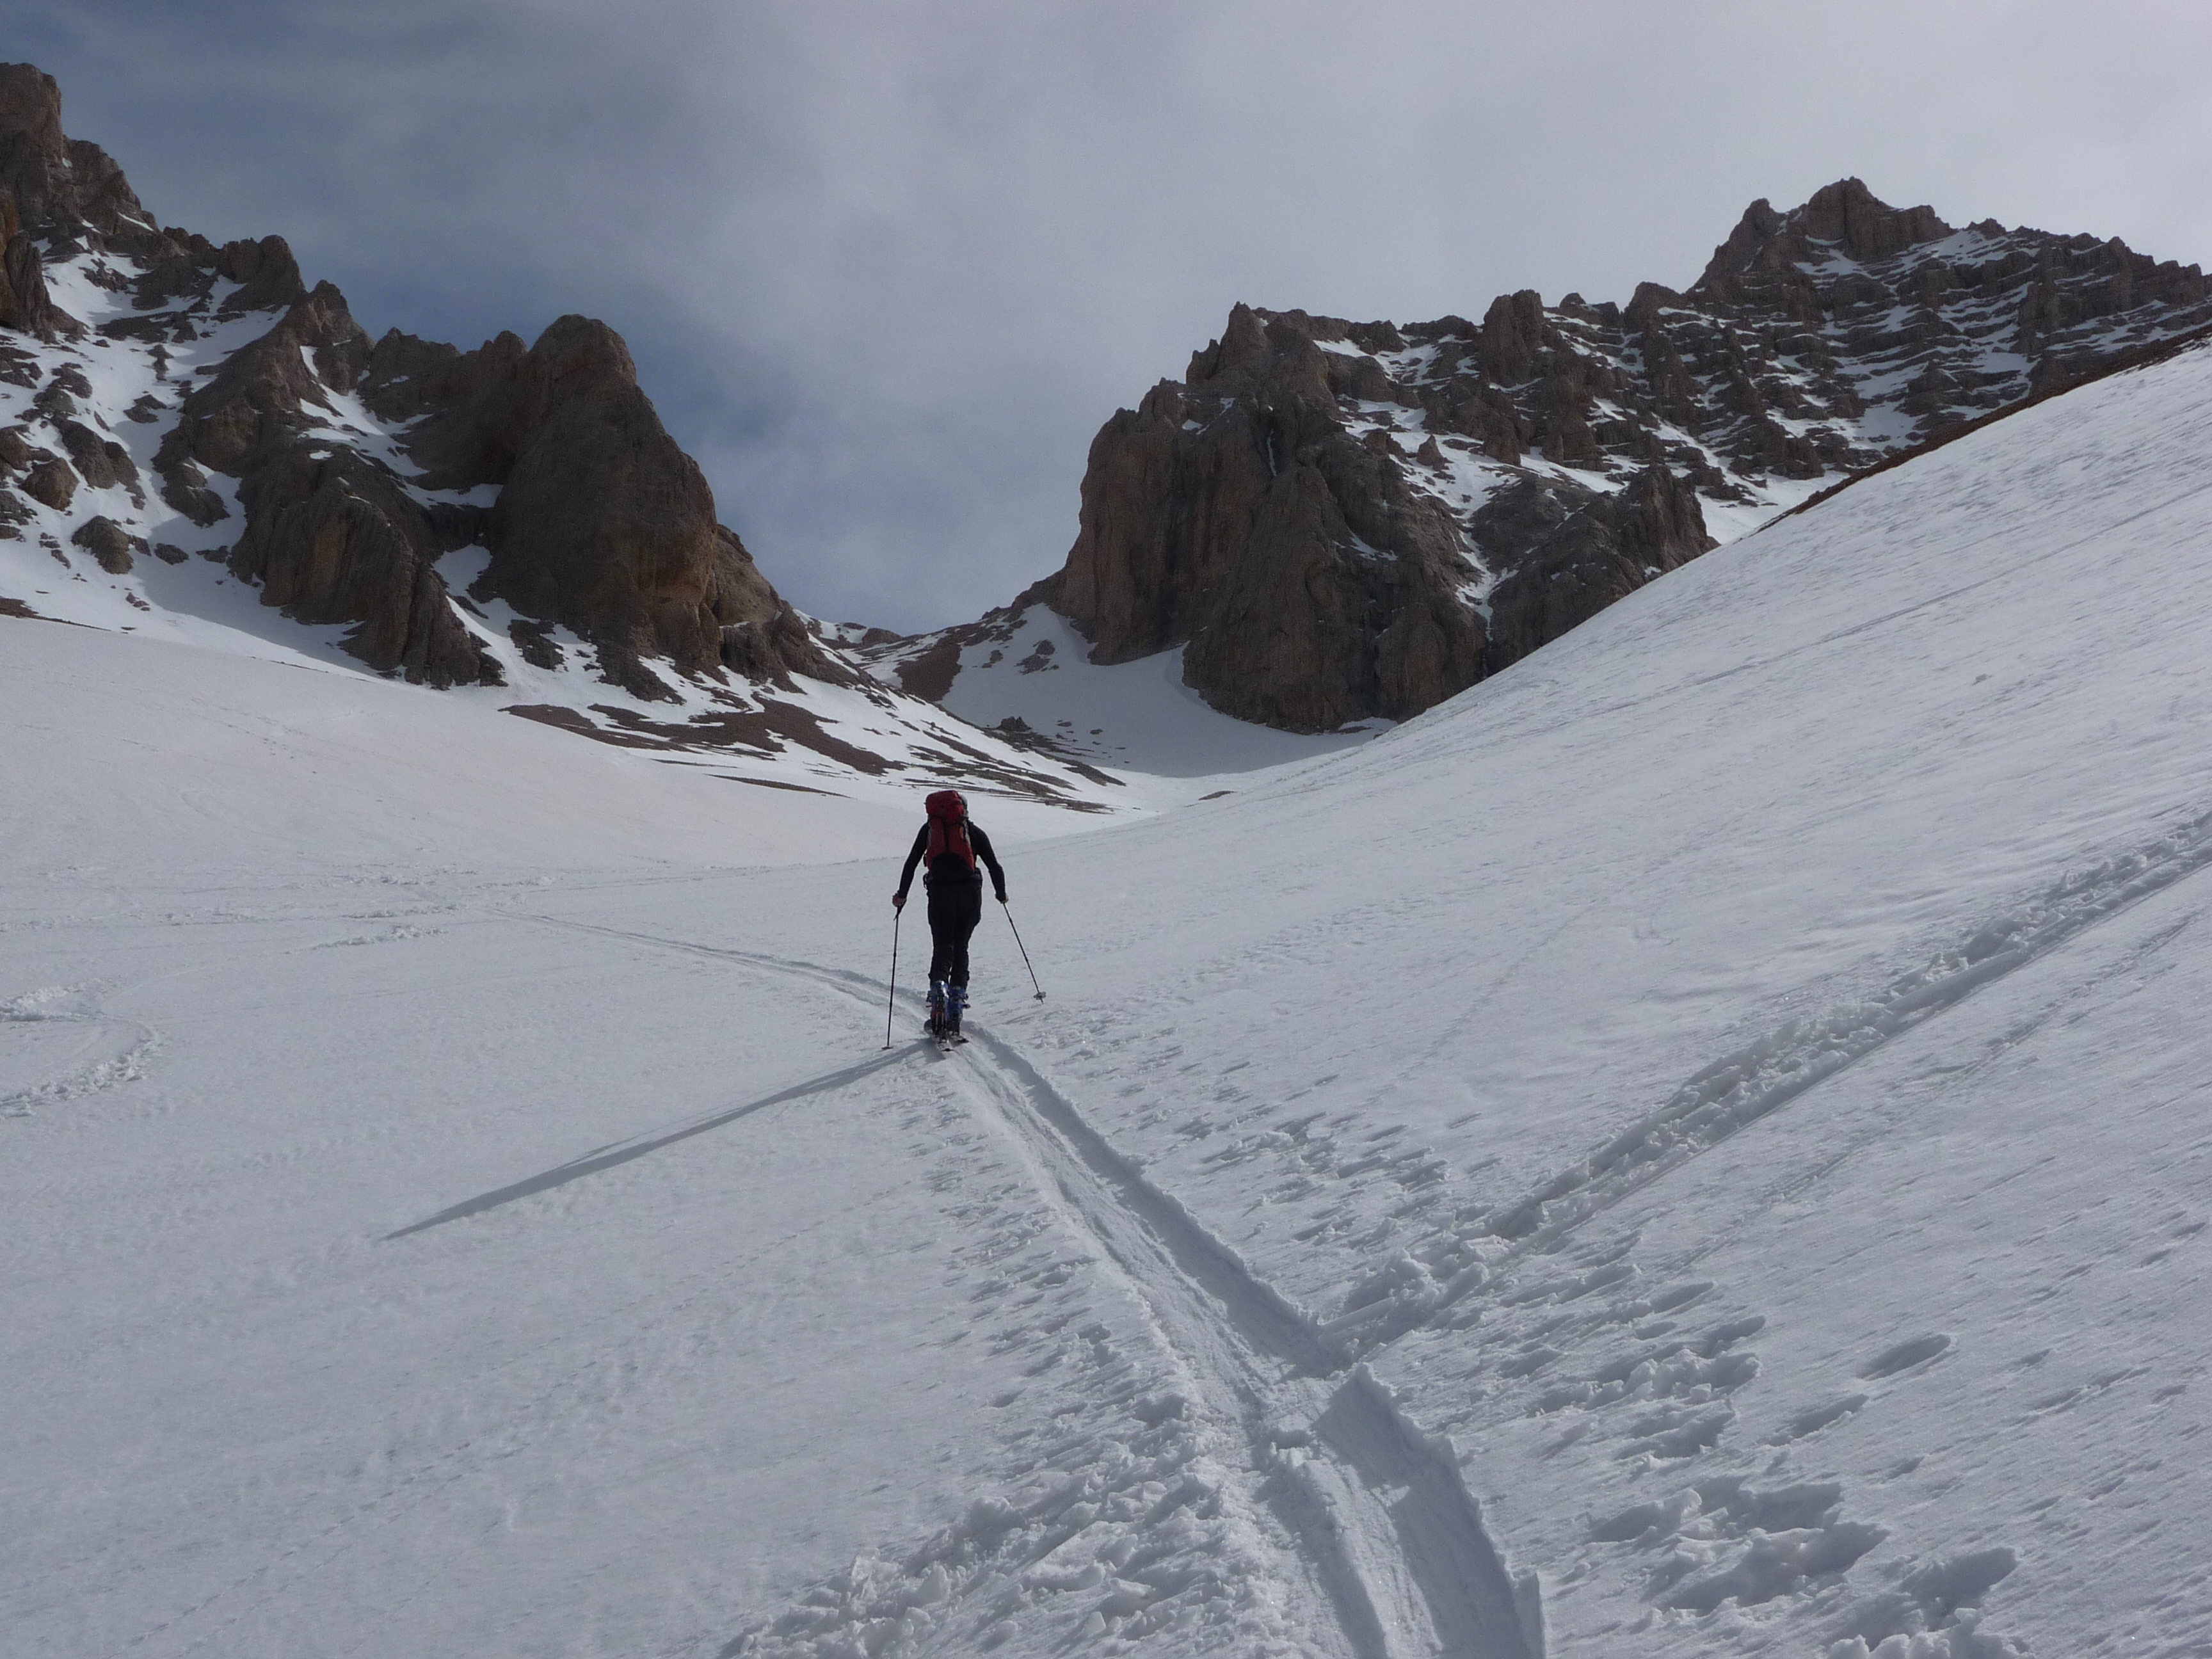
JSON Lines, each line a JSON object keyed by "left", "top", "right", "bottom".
{"left": 894, "top": 789, "right": 1007, "bottom": 1040}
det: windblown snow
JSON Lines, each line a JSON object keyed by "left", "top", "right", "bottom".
{"left": 8, "top": 337, "right": 2212, "bottom": 1658}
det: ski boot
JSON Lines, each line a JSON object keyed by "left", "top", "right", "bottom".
{"left": 945, "top": 984, "right": 968, "bottom": 1043}
{"left": 926, "top": 979, "right": 947, "bottom": 1039}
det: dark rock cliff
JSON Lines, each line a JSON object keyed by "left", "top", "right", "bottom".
{"left": 357, "top": 316, "right": 847, "bottom": 696}
{"left": 1052, "top": 305, "right": 1494, "bottom": 730}
{"left": 953, "top": 178, "right": 2212, "bottom": 733}
{"left": 0, "top": 60, "right": 839, "bottom": 696}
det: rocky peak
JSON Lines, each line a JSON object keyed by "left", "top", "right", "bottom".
{"left": 0, "top": 63, "right": 65, "bottom": 166}
{"left": 1698, "top": 177, "right": 1952, "bottom": 293}
{"left": 0, "top": 62, "right": 149, "bottom": 245}
{"left": 0, "top": 61, "right": 847, "bottom": 707}
{"left": 1477, "top": 290, "right": 1547, "bottom": 383}
{"left": 899, "top": 180, "right": 2212, "bottom": 735}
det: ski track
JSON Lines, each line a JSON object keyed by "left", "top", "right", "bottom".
{"left": 1328, "top": 798, "right": 2212, "bottom": 1356}
{"left": 515, "top": 910, "right": 1541, "bottom": 1659}
{"left": 506, "top": 793, "right": 2212, "bottom": 1656}
{"left": 0, "top": 984, "right": 157, "bottom": 1120}
{"left": 1237, "top": 801, "right": 2212, "bottom": 1659}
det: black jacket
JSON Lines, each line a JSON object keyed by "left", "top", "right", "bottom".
{"left": 897, "top": 820, "right": 1005, "bottom": 901}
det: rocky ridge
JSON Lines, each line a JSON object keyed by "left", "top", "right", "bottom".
{"left": 0, "top": 62, "right": 1119, "bottom": 812}
{"left": 871, "top": 179, "right": 2212, "bottom": 733}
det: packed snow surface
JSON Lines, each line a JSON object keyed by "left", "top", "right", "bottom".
{"left": 8, "top": 342, "right": 2212, "bottom": 1658}
{"left": 926, "top": 609, "right": 1379, "bottom": 780}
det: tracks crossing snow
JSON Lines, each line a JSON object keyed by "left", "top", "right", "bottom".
{"left": 510, "top": 795, "right": 2212, "bottom": 1655}
{"left": 0, "top": 984, "right": 156, "bottom": 1120}
{"left": 1321, "top": 800, "right": 2212, "bottom": 1359}
{"left": 515, "top": 910, "right": 1541, "bottom": 1659}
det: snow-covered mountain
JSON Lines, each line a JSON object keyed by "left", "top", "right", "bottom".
{"left": 10, "top": 228, "right": 2212, "bottom": 1659}
{"left": 883, "top": 179, "right": 2212, "bottom": 734}
{"left": 0, "top": 62, "right": 1146, "bottom": 819}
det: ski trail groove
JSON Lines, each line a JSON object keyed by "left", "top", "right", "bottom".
{"left": 515, "top": 907, "right": 1541, "bottom": 1659}
{"left": 515, "top": 799, "right": 2212, "bottom": 1649}
{"left": 0, "top": 984, "right": 156, "bottom": 1120}
{"left": 1313, "top": 801, "right": 2212, "bottom": 1369}
{"left": 1486, "top": 803, "right": 2212, "bottom": 1256}
{"left": 962, "top": 1030, "right": 1538, "bottom": 1659}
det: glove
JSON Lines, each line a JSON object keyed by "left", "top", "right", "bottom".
{"left": 892, "top": 891, "right": 906, "bottom": 910}
{"left": 995, "top": 889, "right": 1008, "bottom": 905}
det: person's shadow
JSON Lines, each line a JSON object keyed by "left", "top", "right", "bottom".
{"left": 382, "top": 1048, "right": 914, "bottom": 1240}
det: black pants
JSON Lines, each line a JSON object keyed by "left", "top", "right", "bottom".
{"left": 926, "top": 881, "right": 984, "bottom": 988}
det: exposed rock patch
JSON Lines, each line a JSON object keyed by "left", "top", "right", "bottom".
{"left": 227, "top": 447, "right": 496, "bottom": 687}
{"left": 56, "top": 418, "right": 141, "bottom": 502}
{"left": 360, "top": 316, "right": 851, "bottom": 692}
{"left": 20, "top": 453, "right": 73, "bottom": 509}
{"left": 69, "top": 513, "right": 142, "bottom": 573}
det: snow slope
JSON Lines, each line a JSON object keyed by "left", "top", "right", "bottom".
{"left": 8, "top": 338, "right": 2212, "bottom": 1658}
{"left": 883, "top": 605, "right": 1381, "bottom": 780}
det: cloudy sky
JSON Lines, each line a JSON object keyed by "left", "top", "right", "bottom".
{"left": 16, "top": 1, "right": 2211, "bottom": 630}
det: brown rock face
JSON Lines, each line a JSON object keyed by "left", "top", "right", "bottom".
{"left": 56, "top": 417, "right": 140, "bottom": 501}
{"left": 132, "top": 281, "right": 494, "bottom": 684}
{"left": 228, "top": 449, "right": 493, "bottom": 686}
{"left": 214, "top": 236, "right": 309, "bottom": 317}
{"left": 0, "top": 480, "right": 31, "bottom": 537}
{"left": 1480, "top": 465, "right": 1716, "bottom": 671}
{"left": 0, "top": 61, "right": 152, "bottom": 259}
{"left": 1006, "top": 180, "right": 2212, "bottom": 732}
{"left": 70, "top": 514, "right": 142, "bottom": 573}
{"left": 1057, "top": 305, "right": 1487, "bottom": 730}
{"left": 360, "top": 316, "right": 847, "bottom": 693}
{"left": 160, "top": 280, "right": 372, "bottom": 479}
{"left": 1052, "top": 301, "right": 1701, "bottom": 731}
{"left": 0, "top": 218, "right": 52, "bottom": 337}
{"left": 20, "top": 453, "right": 74, "bottom": 509}
{"left": 0, "top": 60, "right": 846, "bottom": 710}
{"left": 481, "top": 318, "right": 737, "bottom": 682}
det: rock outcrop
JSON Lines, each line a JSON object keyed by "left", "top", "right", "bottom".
{"left": 0, "top": 59, "right": 838, "bottom": 700}
{"left": 919, "top": 178, "right": 2212, "bottom": 732}
{"left": 1478, "top": 463, "right": 1716, "bottom": 672}
{"left": 359, "top": 316, "right": 849, "bottom": 695}
{"left": 1051, "top": 306, "right": 1490, "bottom": 729}
{"left": 69, "top": 513, "right": 141, "bottom": 573}
{"left": 20, "top": 451, "right": 73, "bottom": 509}
{"left": 0, "top": 61, "right": 161, "bottom": 342}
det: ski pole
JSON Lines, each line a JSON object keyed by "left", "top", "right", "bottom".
{"left": 1002, "top": 900, "right": 1046, "bottom": 1000}
{"left": 883, "top": 908, "right": 902, "bottom": 1048}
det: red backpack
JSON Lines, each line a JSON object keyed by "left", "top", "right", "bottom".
{"left": 925, "top": 789, "right": 977, "bottom": 874}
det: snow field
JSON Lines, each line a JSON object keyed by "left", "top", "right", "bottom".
{"left": 933, "top": 342, "right": 2212, "bottom": 1655}
{"left": 0, "top": 625, "right": 909, "bottom": 876}
{"left": 0, "top": 873, "right": 1341, "bottom": 1657}
{"left": 894, "top": 606, "right": 1377, "bottom": 784}
{"left": 8, "top": 330, "right": 2212, "bottom": 1657}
